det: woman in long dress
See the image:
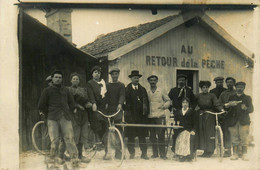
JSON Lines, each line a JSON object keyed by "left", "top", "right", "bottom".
{"left": 173, "top": 97, "right": 196, "bottom": 162}
{"left": 194, "top": 81, "right": 223, "bottom": 157}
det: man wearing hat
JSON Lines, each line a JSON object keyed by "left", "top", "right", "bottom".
{"left": 125, "top": 70, "right": 150, "bottom": 160}
{"left": 147, "top": 75, "right": 171, "bottom": 160}
{"left": 210, "top": 76, "right": 227, "bottom": 98}
{"left": 219, "top": 77, "right": 237, "bottom": 157}
{"left": 226, "top": 82, "right": 254, "bottom": 161}
{"left": 103, "top": 68, "right": 125, "bottom": 160}
{"left": 38, "top": 70, "right": 79, "bottom": 166}
{"left": 168, "top": 74, "right": 196, "bottom": 112}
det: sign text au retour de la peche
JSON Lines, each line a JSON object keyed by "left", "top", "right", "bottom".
{"left": 146, "top": 45, "right": 225, "bottom": 69}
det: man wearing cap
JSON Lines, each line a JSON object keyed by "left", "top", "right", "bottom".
{"left": 38, "top": 70, "right": 79, "bottom": 165}
{"left": 226, "top": 82, "right": 253, "bottom": 161}
{"left": 210, "top": 76, "right": 227, "bottom": 98}
{"left": 147, "top": 75, "right": 171, "bottom": 160}
{"left": 219, "top": 77, "right": 237, "bottom": 157}
{"left": 125, "top": 70, "right": 150, "bottom": 160}
{"left": 103, "top": 68, "right": 125, "bottom": 160}
{"left": 168, "top": 74, "right": 196, "bottom": 112}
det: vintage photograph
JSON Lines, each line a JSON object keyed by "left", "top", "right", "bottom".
{"left": 15, "top": 2, "right": 259, "bottom": 169}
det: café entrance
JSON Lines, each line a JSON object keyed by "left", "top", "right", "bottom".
{"left": 177, "top": 69, "right": 199, "bottom": 94}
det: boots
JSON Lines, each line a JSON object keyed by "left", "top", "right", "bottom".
{"left": 242, "top": 146, "right": 249, "bottom": 161}
{"left": 224, "top": 148, "right": 232, "bottom": 157}
{"left": 78, "top": 143, "right": 91, "bottom": 163}
{"left": 230, "top": 146, "right": 239, "bottom": 160}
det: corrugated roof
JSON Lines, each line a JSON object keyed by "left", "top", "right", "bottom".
{"left": 80, "top": 14, "right": 179, "bottom": 59}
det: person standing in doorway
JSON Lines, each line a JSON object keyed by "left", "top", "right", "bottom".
{"left": 125, "top": 70, "right": 150, "bottom": 160}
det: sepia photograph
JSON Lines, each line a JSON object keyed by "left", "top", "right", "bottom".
{"left": 1, "top": 0, "right": 260, "bottom": 170}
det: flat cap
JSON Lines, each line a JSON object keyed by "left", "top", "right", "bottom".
{"left": 51, "top": 70, "right": 63, "bottom": 77}
{"left": 177, "top": 74, "right": 187, "bottom": 79}
{"left": 235, "top": 81, "right": 246, "bottom": 87}
{"left": 147, "top": 75, "right": 158, "bottom": 81}
{"left": 214, "top": 76, "right": 224, "bottom": 81}
{"left": 225, "top": 77, "right": 236, "bottom": 83}
{"left": 109, "top": 68, "right": 120, "bottom": 74}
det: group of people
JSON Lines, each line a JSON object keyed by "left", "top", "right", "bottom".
{"left": 37, "top": 66, "right": 254, "bottom": 166}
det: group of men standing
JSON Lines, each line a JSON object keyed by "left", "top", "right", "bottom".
{"left": 37, "top": 66, "right": 254, "bottom": 166}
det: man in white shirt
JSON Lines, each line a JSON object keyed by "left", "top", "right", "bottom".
{"left": 147, "top": 75, "right": 171, "bottom": 160}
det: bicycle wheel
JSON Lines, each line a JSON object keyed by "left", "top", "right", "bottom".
{"left": 215, "top": 126, "right": 224, "bottom": 162}
{"left": 84, "top": 128, "right": 98, "bottom": 159}
{"left": 32, "top": 121, "right": 51, "bottom": 155}
{"left": 106, "top": 126, "right": 125, "bottom": 167}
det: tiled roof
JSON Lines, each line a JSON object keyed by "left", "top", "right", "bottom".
{"left": 80, "top": 14, "right": 179, "bottom": 59}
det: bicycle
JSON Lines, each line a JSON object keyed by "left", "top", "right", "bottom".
{"left": 32, "top": 117, "right": 98, "bottom": 160}
{"left": 205, "top": 110, "right": 226, "bottom": 162}
{"left": 95, "top": 109, "right": 125, "bottom": 167}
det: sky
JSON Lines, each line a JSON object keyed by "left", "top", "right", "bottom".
{"left": 24, "top": 8, "right": 257, "bottom": 53}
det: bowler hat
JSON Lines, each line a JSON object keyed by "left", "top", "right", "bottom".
{"left": 235, "top": 81, "right": 246, "bottom": 87}
{"left": 51, "top": 70, "right": 63, "bottom": 77}
{"left": 147, "top": 75, "right": 158, "bottom": 81}
{"left": 129, "top": 70, "right": 142, "bottom": 78}
{"left": 91, "top": 66, "right": 101, "bottom": 74}
{"left": 109, "top": 68, "right": 120, "bottom": 74}
{"left": 177, "top": 74, "right": 187, "bottom": 79}
{"left": 214, "top": 76, "right": 224, "bottom": 81}
{"left": 225, "top": 77, "right": 236, "bottom": 83}
{"left": 199, "top": 81, "right": 211, "bottom": 88}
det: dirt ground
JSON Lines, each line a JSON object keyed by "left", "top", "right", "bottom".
{"left": 20, "top": 145, "right": 260, "bottom": 170}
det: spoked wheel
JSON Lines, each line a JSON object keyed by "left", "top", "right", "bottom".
{"left": 215, "top": 126, "right": 224, "bottom": 162}
{"left": 32, "top": 121, "right": 51, "bottom": 155}
{"left": 84, "top": 128, "right": 98, "bottom": 160}
{"left": 105, "top": 126, "right": 125, "bottom": 167}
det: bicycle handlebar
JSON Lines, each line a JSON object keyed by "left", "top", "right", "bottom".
{"left": 96, "top": 109, "right": 121, "bottom": 118}
{"left": 205, "top": 111, "right": 226, "bottom": 115}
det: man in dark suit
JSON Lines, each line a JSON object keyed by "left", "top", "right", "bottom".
{"left": 125, "top": 70, "right": 150, "bottom": 160}
{"left": 210, "top": 76, "right": 227, "bottom": 98}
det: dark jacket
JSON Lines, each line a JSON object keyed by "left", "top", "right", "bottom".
{"left": 125, "top": 83, "right": 149, "bottom": 137}
{"left": 38, "top": 85, "right": 75, "bottom": 121}
{"left": 174, "top": 109, "right": 195, "bottom": 132}
{"left": 226, "top": 93, "right": 254, "bottom": 126}
{"left": 168, "top": 86, "right": 196, "bottom": 111}
{"left": 210, "top": 87, "right": 227, "bottom": 99}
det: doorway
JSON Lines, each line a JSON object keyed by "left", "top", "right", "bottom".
{"left": 176, "top": 70, "right": 199, "bottom": 94}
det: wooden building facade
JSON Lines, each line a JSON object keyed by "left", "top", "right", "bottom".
{"left": 19, "top": 11, "right": 98, "bottom": 151}
{"left": 81, "top": 11, "right": 254, "bottom": 95}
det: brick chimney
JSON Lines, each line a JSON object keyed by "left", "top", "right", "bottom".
{"left": 45, "top": 9, "right": 73, "bottom": 43}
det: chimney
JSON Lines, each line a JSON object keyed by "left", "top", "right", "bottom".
{"left": 45, "top": 9, "right": 73, "bottom": 43}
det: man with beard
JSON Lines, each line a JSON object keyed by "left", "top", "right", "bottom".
{"left": 125, "top": 70, "right": 150, "bottom": 160}
{"left": 219, "top": 77, "right": 236, "bottom": 157}
{"left": 227, "top": 82, "right": 253, "bottom": 161}
{"left": 210, "top": 77, "right": 227, "bottom": 98}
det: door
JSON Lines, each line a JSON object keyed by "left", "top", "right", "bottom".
{"left": 176, "top": 70, "right": 199, "bottom": 94}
